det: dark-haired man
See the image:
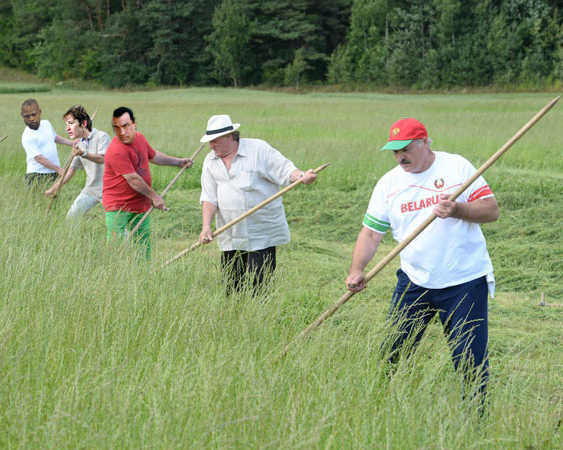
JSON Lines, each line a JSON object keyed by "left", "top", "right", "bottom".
{"left": 21, "top": 98, "right": 76, "bottom": 186}
{"left": 44, "top": 105, "right": 110, "bottom": 218}
{"left": 102, "top": 106, "right": 193, "bottom": 258}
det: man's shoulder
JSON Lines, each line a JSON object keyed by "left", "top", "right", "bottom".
{"left": 40, "top": 120, "right": 56, "bottom": 135}
{"left": 134, "top": 132, "right": 149, "bottom": 145}
{"left": 435, "top": 150, "right": 466, "bottom": 163}
{"left": 91, "top": 128, "right": 111, "bottom": 139}
{"left": 90, "top": 128, "right": 112, "bottom": 146}
{"left": 240, "top": 138, "right": 270, "bottom": 150}
{"left": 379, "top": 164, "right": 404, "bottom": 182}
{"left": 106, "top": 137, "right": 128, "bottom": 158}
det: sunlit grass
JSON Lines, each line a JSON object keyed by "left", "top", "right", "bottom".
{"left": 0, "top": 89, "right": 562, "bottom": 448}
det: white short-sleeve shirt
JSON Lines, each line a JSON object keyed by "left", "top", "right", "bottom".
{"left": 363, "top": 151, "right": 495, "bottom": 292}
{"left": 200, "top": 138, "right": 297, "bottom": 251}
{"left": 21, "top": 120, "right": 59, "bottom": 174}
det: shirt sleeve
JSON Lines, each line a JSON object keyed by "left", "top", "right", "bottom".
{"left": 458, "top": 156, "right": 494, "bottom": 202}
{"left": 200, "top": 159, "right": 218, "bottom": 205}
{"left": 146, "top": 141, "right": 157, "bottom": 160}
{"left": 70, "top": 156, "right": 83, "bottom": 170}
{"left": 94, "top": 132, "right": 111, "bottom": 155}
{"left": 363, "top": 178, "right": 391, "bottom": 234}
{"left": 261, "top": 143, "right": 297, "bottom": 186}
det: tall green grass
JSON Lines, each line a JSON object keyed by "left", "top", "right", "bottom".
{"left": 0, "top": 89, "right": 562, "bottom": 448}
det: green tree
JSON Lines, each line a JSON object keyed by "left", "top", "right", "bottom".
{"left": 207, "top": 0, "right": 253, "bottom": 87}
{"left": 284, "top": 47, "right": 308, "bottom": 88}
{"left": 249, "top": 0, "right": 351, "bottom": 84}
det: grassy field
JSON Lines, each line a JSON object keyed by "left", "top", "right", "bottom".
{"left": 1, "top": 88, "right": 562, "bottom": 448}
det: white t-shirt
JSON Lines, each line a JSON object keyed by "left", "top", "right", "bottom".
{"left": 363, "top": 151, "right": 495, "bottom": 292}
{"left": 200, "top": 138, "right": 297, "bottom": 252}
{"left": 21, "top": 120, "right": 59, "bottom": 174}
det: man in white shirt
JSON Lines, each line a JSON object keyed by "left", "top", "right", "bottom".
{"left": 199, "top": 114, "right": 317, "bottom": 295}
{"left": 21, "top": 98, "right": 75, "bottom": 187}
{"left": 345, "top": 118, "right": 499, "bottom": 397}
{"left": 44, "top": 105, "right": 111, "bottom": 218}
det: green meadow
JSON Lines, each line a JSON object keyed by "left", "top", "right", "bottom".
{"left": 0, "top": 88, "right": 562, "bottom": 448}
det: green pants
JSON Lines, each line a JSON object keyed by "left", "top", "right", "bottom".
{"left": 106, "top": 211, "right": 151, "bottom": 259}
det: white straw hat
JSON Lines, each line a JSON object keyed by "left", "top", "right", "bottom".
{"left": 200, "top": 115, "right": 241, "bottom": 142}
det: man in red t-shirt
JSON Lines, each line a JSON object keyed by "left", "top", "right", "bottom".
{"left": 103, "top": 106, "right": 192, "bottom": 257}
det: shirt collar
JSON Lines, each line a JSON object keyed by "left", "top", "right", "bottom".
{"left": 211, "top": 139, "right": 246, "bottom": 159}
{"left": 82, "top": 128, "right": 96, "bottom": 145}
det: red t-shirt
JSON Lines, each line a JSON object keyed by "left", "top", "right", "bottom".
{"left": 102, "top": 132, "right": 156, "bottom": 212}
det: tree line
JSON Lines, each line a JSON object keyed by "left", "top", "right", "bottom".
{"left": 1, "top": 0, "right": 562, "bottom": 89}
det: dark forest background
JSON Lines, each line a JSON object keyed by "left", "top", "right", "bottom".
{"left": 1, "top": 0, "right": 562, "bottom": 89}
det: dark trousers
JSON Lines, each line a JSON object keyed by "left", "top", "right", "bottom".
{"left": 24, "top": 172, "right": 58, "bottom": 187}
{"left": 385, "top": 269, "right": 489, "bottom": 393}
{"left": 221, "top": 246, "right": 276, "bottom": 295}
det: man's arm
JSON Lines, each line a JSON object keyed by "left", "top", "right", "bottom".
{"left": 150, "top": 150, "right": 192, "bottom": 168}
{"left": 55, "top": 134, "right": 76, "bottom": 147}
{"left": 434, "top": 195, "right": 499, "bottom": 223}
{"left": 289, "top": 168, "right": 317, "bottom": 185}
{"left": 121, "top": 172, "right": 166, "bottom": 210}
{"left": 43, "top": 168, "right": 77, "bottom": 196}
{"left": 346, "top": 227, "right": 385, "bottom": 292}
{"left": 199, "top": 201, "right": 218, "bottom": 244}
{"left": 34, "top": 155, "right": 63, "bottom": 175}
{"left": 73, "top": 144, "right": 104, "bottom": 164}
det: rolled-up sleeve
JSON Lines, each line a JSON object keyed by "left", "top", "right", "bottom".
{"left": 262, "top": 145, "right": 297, "bottom": 186}
{"left": 200, "top": 158, "right": 218, "bottom": 205}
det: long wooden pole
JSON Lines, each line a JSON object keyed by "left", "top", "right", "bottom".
{"left": 123, "top": 144, "right": 205, "bottom": 245}
{"left": 47, "top": 154, "right": 76, "bottom": 210}
{"left": 164, "top": 162, "right": 331, "bottom": 267}
{"left": 280, "top": 96, "right": 560, "bottom": 358}
{"left": 46, "top": 108, "right": 99, "bottom": 210}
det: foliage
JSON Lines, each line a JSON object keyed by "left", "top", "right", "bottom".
{"left": 1, "top": 89, "right": 562, "bottom": 447}
{"left": 206, "top": 0, "right": 253, "bottom": 87}
{"left": 328, "top": 0, "right": 563, "bottom": 89}
{"left": 2, "top": 0, "right": 562, "bottom": 88}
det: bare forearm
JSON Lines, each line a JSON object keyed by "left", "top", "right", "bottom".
{"left": 202, "top": 201, "right": 217, "bottom": 229}
{"left": 346, "top": 227, "right": 384, "bottom": 292}
{"left": 83, "top": 153, "right": 104, "bottom": 164}
{"left": 349, "top": 228, "right": 384, "bottom": 274}
{"left": 34, "top": 155, "right": 60, "bottom": 172}
{"left": 123, "top": 173, "right": 159, "bottom": 200}
{"left": 55, "top": 134, "right": 74, "bottom": 146}
{"left": 151, "top": 151, "right": 183, "bottom": 167}
{"left": 60, "top": 168, "right": 76, "bottom": 185}
{"left": 289, "top": 168, "right": 317, "bottom": 185}
{"left": 450, "top": 197, "right": 499, "bottom": 223}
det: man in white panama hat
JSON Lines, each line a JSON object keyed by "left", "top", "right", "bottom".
{"left": 199, "top": 114, "right": 317, "bottom": 295}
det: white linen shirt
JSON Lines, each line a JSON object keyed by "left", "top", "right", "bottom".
{"left": 200, "top": 138, "right": 297, "bottom": 251}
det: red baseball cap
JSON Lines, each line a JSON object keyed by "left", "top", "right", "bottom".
{"left": 381, "top": 118, "right": 428, "bottom": 151}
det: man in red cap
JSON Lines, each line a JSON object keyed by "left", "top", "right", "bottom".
{"left": 345, "top": 117, "right": 499, "bottom": 398}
